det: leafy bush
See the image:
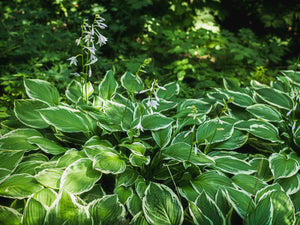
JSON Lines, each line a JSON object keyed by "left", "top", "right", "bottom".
{"left": 0, "top": 67, "right": 299, "bottom": 224}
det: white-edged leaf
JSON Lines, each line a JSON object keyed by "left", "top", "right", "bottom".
{"left": 35, "top": 168, "right": 64, "bottom": 189}
{"left": 277, "top": 174, "right": 300, "bottom": 195}
{"left": 232, "top": 174, "right": 267, "bottom": 195}
{"left": 99, "top": 70, "right": 118, "bottom": 100}
{"left": 246, "top": 104, "right": 282, "bottom": 122}
{"left": 60, "top": 158, "right": 102, "bottom": 194}
{"left": 213, "top": 156, "right": 256, "bottom": 174}
{"left": 143, "top": 182, "right": 184, "bottom": 225}
{"left": 269, "top": 153, "right": 300, "bottom": 179}
{"left": 141, "top": 113, "right": 174, "bottom": 131}
{"left": 65, "top": 79, "right": 82, "bottom": 103}
{"left": 14, "top": 99, "right": 49, "bottom": 128}
{"left": 27, "top": 136, "right": 67, "bottom": 155}
{"left": 93, "top": 151, "right": 126, "bottom": 174}
{"left": 214, "top": 129, "right": 248, "bottom": 150}
{"left": 22, "top": 197, "right": 47, "bottom": 225}
{"left": 152, "top": 124, "right": 172, "bottom": 148}
{"left": 0, "top": 206, "right": 22, "bottom": 225}
{"left": 121, "top": 71, "right": 144, "bottom": 93}
{"left": 24, "top": 78, "right": 60, "bottom": 106}
{"left": 189, "top": 201, "right": 213, "bottom": 225}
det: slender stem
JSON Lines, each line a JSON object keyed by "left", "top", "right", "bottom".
{"left": 165, "top": 163, "right": 182, "bottom": 204}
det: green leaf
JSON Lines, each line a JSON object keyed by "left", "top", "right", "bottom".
{"left": 156, "top": 82, "right": 179, "bottom": 100}
{"left": 269, "top": 153, "right": 300, "bottom": 179}
{"left": 214, "top": 129, "right": 248, "bottom": 150}
{"left": 93, "top": 151, "right": 126, "bottom": 174}
{"left": 33, "top": 188, "right": 57, "bottom": 207}
{"left": 162, "top": 142, "right": 215, "bottom": 165}
{"left": 44, "top": 189, "right": 92, "bottom": 225}
{"left": 191, "top": 171, "right": 233, "bottom": 198}
{"left": 266, "top": 191, "right": 295, "bottom": 225}
{"left": 250, "top": 158, "right": 273, "bottom": 182}
{"left": 188, "top": 201, "right": 213, "bottom": 225}
{"left": 179, "top": 99, "right": 212, "bottom": 114}
{"left": 14, "top": 99, "right": 49, "bottom": 128}
{"left": 0, "top": 174, "right": 43, "bottom": 198}
{"left": 223, "top": 89, "right": 254, "bottom": 107}
{"left": 60, "top": 158, "right": 102, "bottom": 194}
{"left": 22, "top": 197, "right": 47, "bottom": 225}
{"left": 56, "top": 149, "right": 87, "bottom": 168}
{"left": 40, "top": 106, "right": 96, "bottom": 133}
{"left": 195, "top": 191, "right": 226, "bottom": 225}
{"left": 27, "top": 136, "right": 67, "bottom": 155}
{"left": 0, "top": 206, "right": 22, "bottom": 225}
{"left": 65, "top": 80, "right": 82, "bottom": 103}
{"left": 88, "top": 194, "right": 126, "bottom": 225}
{"left": 127, "top": 192, "right": 143, "bottom": 216}
{"left": 225, "top": 187, "right": 255, "bottom": 219}
{"left": 114, "top": 185, "right": 133, "bottom": 204}
{"left": 35, "top": 168, "right": 64, "bottom": 189}
{"left": 121, "top": 71, "right": 144, "bottom": 93}
{"left": 143, "top": 182, "right": 184, "bottom": 225}
{"left": 255, "top": 88, "right": 293, "bottom": 110}
{"left": 116, "top": 167, "right": 139, "bottom": 187}
{"left": 277, "top": 174, "right": 300, "bottom": 195}
{"left": 235, "top": 119, "right": 283, "bottom": 143}
{"left": 129, "top": 153, "right": 150, "bottom": 167}
{"left": 82, "top": 81, "right": 94, "bottom": 100}
{"left": 130, "top": 211, "right": 149, "bottom": 225}
{"left": 246, "top": 104, "right": 282, "bottom": 122}
{"left": 0, "top": 151, "right": 24, "bottom": 170}
{"left": 152, "top": 125, "right": 172, "bottom": 148}
{"left": 99, "top": 70, "right": 118, "bottom": 100}
{"left": 141, "top": 113, "right": 174, "bottom": 131}
{"left": 24, "top": 79, "right": 60, "bottom": 106}
{"left": 232, "top": 174, "right": 267, "bottom": 195}
{"left": 213, "top": 156, "right": 255, "bottom": 174}
{"left": 119, "top": 142, "right": 146, "bottom": 156}
{"left": 0, "top": 129, "right": 41, "bottom": 151}
{"left": 244, "top": 196, "right": 273, "bottom": 225}
{"left": 196, "top": 119, "right": 234, "bottom": 144}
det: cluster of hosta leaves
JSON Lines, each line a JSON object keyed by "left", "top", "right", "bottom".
{"left": 0, "top": 70, "right": 299, "bottom": 224}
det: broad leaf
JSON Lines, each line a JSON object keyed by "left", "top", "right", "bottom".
{"left": 156, "top": 82, "right": 179, "bottom": 100}
{"left": 246, "top": 104, "right": 282, "bottom": 122}
{"left": 60, "top": 158, "right": 102, "bottom": 194}
{"left": 232, "top": 174, "right": 267, "bottom": 195}
{"left": 27, "top": 136, "right": 67, "bottom": 155}
{"left": 82, "top": 81, "right": 94, "bottom": 101}
{"left": 65, "top": 80, "right": 82, "bottom": 103}
{"left": 33, "top": 188, "right": 57, "bottom": 208}
{"left": 99, "top": 70, "right": 118, "bottom": 100}
{"left": 14, "top": 99, "right": 49, "bottom": 128}
{"left": 189, "top": 201, "right": 213, "bottom": 225}
{"left": 213, "top": 156, "right": 256, "bottom": 174}
{"left": 129, "top": 153, "right": 150, "bottom": 167}
{"left": 269, "top": 153, "right": 300, "bottom": 179}
{"left": 152, "top": 125, "right": 172, "bottom": 148}
{"left": 22, "top": 197, "right": 47, "bottom": 225}
{"left": 143, "top": 182, "right": 184, "bottom": 225}
{"left": 277, "top": 174, "right": 300, "bottom": 195}
{"left": 119, "top": 142, "right": 146, "bottom": 156}
{"left": 141, "top": 113, "right": 174, "bottom": 131}
{"left": 0, "top": 151, "right": 24, "bottom": 170}
{"left": 214, "top": 129, "right": 248, "bottom": 150}
{"left": 255, "top": 88, "right": 293, "bottom": 110}
{"left": 24, "top": 78, "right": 60, "bottom": 106}
{"left": 93, "top": 151, "right": 126, "bottom": 174}
{"left": 0, "top": 206, "right": 22, "bottom": 225}
{"left": 40, "top": 106, "right": 96, "bottom": 133}
{"left": 162, "top": 142, "right": 214, "bottom": 165}
{"left": 121, "top": 71, "right": 144, "bottom": 93}
{"left": 35, "top": 168, "right": 64, "bottom": 189}
{"left": 0, "top": 174, "right": 43, "bottom": 198}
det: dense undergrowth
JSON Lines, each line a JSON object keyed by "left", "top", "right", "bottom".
{"left": 1, "top": 1, "right": 300, "bottom": 224}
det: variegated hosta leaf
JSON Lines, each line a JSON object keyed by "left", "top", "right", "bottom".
{"left": 35, "top": 168, "right": 64, "bottom": 189}
{"left": 277, "top": 174, "right": 300, "bottom": 195}
{"left": 225, "top": 187, "right": 255, "bottom": 219}
{"left": 24, "top": 78, "right": 60, "bottom": 106}
{"left": 246, "top": 104, "right": 282, "bottom": 122}
{"left": 0, "top": 206, "right": 22, "bottom": 225}
{"left": 191, "top": 171, "right": 233, "bottom": 198}
{"left": 269, "top": 153, "right": 300, "bottom": 180}
{"left": 255, "top": 183, "right": 283, "bottom": 202}
{"left": 156, "top": 82, "right": 179, "bottom": 100}
{"left": 88, "top": 194, "right": 126, "bottom": 225}
{"left": 116, "top": 167, "right": 139, "bottom": 187}
{"left": 250, "top": 158, "right": 273, "bottom": 182}
{"left": 33, "top": 188, "right": 57, "bottom": 208}
{"left": 141, "top": 113, "right": 174, "bottom": 131}
{"left": 114, "top": 185, "right": 133, "bottom": 204}
{"left": 194, "top": 191, "right": 226, "bottom": 225}
{"left": 0, "top": 174, "right": 43, "bottom": 199}
{"left": 56, "top": 149, "right": 87, "bottom": 168}
{"left": 0, "top": 150, "right": 24, "bottom": 171}
{"left": 40, "top": 106, "right": 96, "bottom": 133}
{"left": 213, "top": 129, "right": 248, "bottom": 150}
{"left": 219, "top": 89, "right": 254, "bottom": 107}
{"left": 212, "top": 156, "right": 256, "bottom": 174}
{"left": 196, "top": 119, "right": 234, "bottom": 145}
{"left": 98, "top": 70, "right": 118, "bottom": 100}
{"left": 235, "top": 119, "right": 283, "bottom": 143}
{"left": 152, "top": 125, "right": 172, "bottom": 148}
{"left": 0, "top": 129, "right": 42, "bottom": 151}
{"left": 162, "top": 142, "right": 215, "bottom": 166}
{"left": 130, "top": 211, "right": 150, "bottom": 225}
{"left": 22, "top": 197, "right": 47, "bottom": 225}
{"left": 44, "top": 189, "right": 92, "bottom": 225}
{"left": 27, "top": 136, "right": 67, "bottom": 155}
{"left": 127, "top": 192, "right": 143, "bottom": 216}
{"left": 232, "top": 174, "right": 267, "bottom": 195}
{"left": 60, "top": 158, "right": 102, "bottom": 194}
{"left": 129, "top": 153, "right": 150, "bottom": 167}
{"left": 93, "top": 151, "right": 126, "bottom": 174}
{"left": 82, "top": 81, "right": 94, "bottom": 101}
{"left": 14, "top": 99, "right": 49, "bottom": 129}
{"left": 261, "top": 191, "right": 295, "bottom": 225}
{"left": 244, "top": 195, "right": 273, "bottom": 225}
{"left": 119, "top": 142, "right": 146, "bottom": 156}
{"left": 65, "top": 79, "right": 82, "bottom": 103}
{"left": 189, "top": 201, "right": 213, "bottom": 225}
{"left": 121, "top": 71, "right": 144, "bottom": 93}
{"left": 142, "top": 182, "right": 184, "bottom": 225}
{"left": 255, "top": 87, "right": 293, "bottom": 110}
